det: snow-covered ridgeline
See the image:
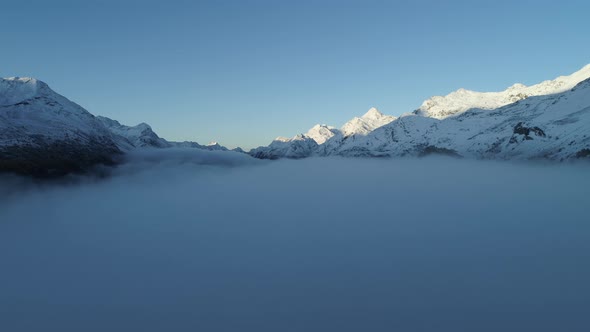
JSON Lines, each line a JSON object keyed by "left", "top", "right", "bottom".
{"left": 250, "top": 64, "right": 590, "bottom": 161}
{"left": 415, "top": 64, "right": 590, "bottom": 119}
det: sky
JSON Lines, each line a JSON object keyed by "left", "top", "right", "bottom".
{"left": 2, "top": 0, "right": 590, "bottom": 149}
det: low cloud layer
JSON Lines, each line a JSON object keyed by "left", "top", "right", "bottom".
{"left": 1, "top": 155, "right": 589, "bottom": 331}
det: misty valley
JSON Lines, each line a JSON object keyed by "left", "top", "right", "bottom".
{"left": 1, "top": 153, "right": 589, "bottom": 331}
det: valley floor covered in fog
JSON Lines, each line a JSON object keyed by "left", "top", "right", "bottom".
{"left": 1, "top": 151, "right": 589, "bottom": 331}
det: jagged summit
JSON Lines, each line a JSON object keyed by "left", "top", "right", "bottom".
{"left": 200, "top": 141, "right": 228, "bottom": 151}
{"left": 2, "top": 77, "right": 41, "bottom": 86}
{"left": 253, "top": 106, "right": 397, "bottom": 157}
{"left": 274, "top": 136, "right": 292, "bottom": 142}
{"left": 361, "top": 107, "right": 384, "bottom": 119}
{"left": 249, "top": 107, "right": 397, "bottom": 159}
{"left": 305, "top": 124, "right": 339, "bottom": 144}
{"left": 341, "top": 107, "right": 396, "bottom": 137}
{"left": 309, "top": 123, "right": 334, "bottom": 130}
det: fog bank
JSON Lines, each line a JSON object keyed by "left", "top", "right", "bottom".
{"left": 1, "top": 155, "right": 589, "bottom": 331}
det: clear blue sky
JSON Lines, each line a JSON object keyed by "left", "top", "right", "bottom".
{"left": 3, "top": 0, "right": 590, "bottom": 149}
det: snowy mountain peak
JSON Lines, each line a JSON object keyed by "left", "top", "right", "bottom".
{"left": 199, "top": 141, "right": 228, "bottom": 151}
{"left": 508, "top": 83, "right": 527, "bottom": 90}
{"left": 362, "top": 107, "right": 384, "bottom": 119}
{"left": 416, "top": 63, "right": 590, "bottom": 119}
{"left": 0, "top": 77, "right": 112, "bottom": 139}
{"left": 274, "top": 136, "right": 292, "bottom": 142}
{"left": 1, "top": 77, "right": 121, "bottom": 176}
{"left": 3, "top": 76, "right": 40, "bottom": 86}
{"left": 2, "top": 77, "right": 43, "bottom": 87}
{"left": 309, "top": 124, "right": 330, "bottom": 130}
{"left": 304, "top": 124, "right": 339, "bottom": 144}
{"left": 0, "top": 77, "right": 48, "bottom": 106}
{"left": 341, "top": 107, "right": 396, "bottom": 137}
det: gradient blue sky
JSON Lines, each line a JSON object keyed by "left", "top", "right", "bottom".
{"left": 3, "top": 0, "right": 590, "bottom": 149}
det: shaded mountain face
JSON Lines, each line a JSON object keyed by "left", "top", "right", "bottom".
{"left": 96, "top": 117, "right": 231, "bottom": 152}
{"left": 0, "top": 77, "right": 121, "bottom": 177}
{"left": 201, "top": 142, "right": 229, "bottom": 152}
{"left": 249, "top": 135, "right": 318, "bottom": 160}
{"left": 250, "top": 65, "right": 590, "bottom": 162}
{"left": 0, "top": 78, "right": 234, "bottom": 177}
{"left": 96, "top": 116, "right": 171, "bottom": 150}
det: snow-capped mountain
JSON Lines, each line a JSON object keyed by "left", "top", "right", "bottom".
{"left": 251, "top": 64, "right": 590, "bottom": 161}
{"left": 248, "top": 124, "right": 338, "bottom": 159}
{"left": 0, "top": 78, "right": 115, "bottom": 146}
{"left": 249, "top": 134, "right": 318, "bottom": 159}
{"left": 329, "top": 76, "right": 590, "bottom": 160}
{"left": 305, "top": 124, "right": 340, "bottom": 144}
{"left": 316, "top": 107, "right": 397, "bottom": 157}
{"left": 415, "top": 64, "right": 590, "bottom": 119}
{"left": 249, "top": 107, "right": 394, "bottom": 159}
{"left": 341, "top": 107, "right": 396, "bottom": 136}
{"left": 0, "top": 77, "right": 232, "bottom": 176}
{"left": 0, "top": 77, "right": 120, "bottom": 176}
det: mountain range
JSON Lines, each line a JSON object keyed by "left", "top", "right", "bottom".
{"left": 250, "top": 64, "right": 590, "bottom": 161}
{"left": 2, "top": 64, "right": 590, "bottom": 176}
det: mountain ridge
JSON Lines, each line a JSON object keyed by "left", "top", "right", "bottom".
{"left": 2, "top": 64, "right": 590, "bottom": 176}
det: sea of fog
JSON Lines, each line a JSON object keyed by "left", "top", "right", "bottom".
{"left": 1, "top": 149, "right": 589, "bottom": 331}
